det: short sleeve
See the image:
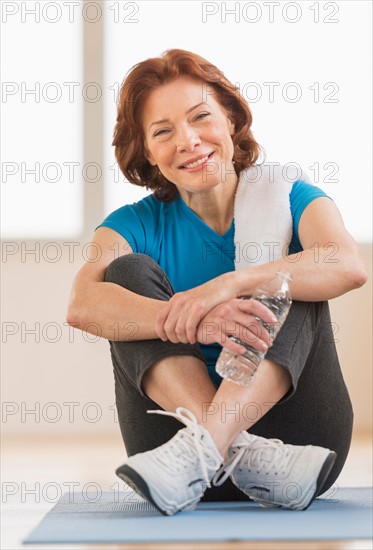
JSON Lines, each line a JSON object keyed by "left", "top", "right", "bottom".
{"left": 290, "top": 181, "right": 333, "bottom": 244}
{"left": 94, "top": 195, "right": 158, "bottom": 255}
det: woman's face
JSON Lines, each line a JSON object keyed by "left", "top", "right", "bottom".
{"left": 142, "top": 76, "right": 236, "bottom": 195}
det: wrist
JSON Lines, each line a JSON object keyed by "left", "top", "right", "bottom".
{"left": 220, "top": 270, "right": 243, "bottom": 300}
{"left": 230, "top": 266, "right": 265, "bottom": 298}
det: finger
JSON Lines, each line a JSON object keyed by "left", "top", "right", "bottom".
{"left": 163, "top": 319, "right": 179, "bottom": 343}
{"left": 240, "top": 318, "right": 272, "bottom": 350}
{"left": 155, "top": 305, "right": 171, "bottom": 341}
{"left": 196, "top": 319, "right": 219, "bottom": 346}
{"left": 219, "top": 312, "right": 271, "bottom": 350}
{"left": 173, "top": 322, "right": 190, "bottom": 344}
{"left": 217, "top": 331, "right": 247, "bottom": 356}
{"left": 169, "top": 299, "right": 205, "bottom": 344}
{"left": 185, "top": 303, "right": 206, "bottom": 343}
{"left": 163, "top": 316, "right": 183, "bottom": 343}
{"left": 159, "top": 293, "right": 190, "bottom": 342}
{"left": 165, "top": 308, "right": 193, "bottom": 343}
{"left": 164, "top": 306, "right": 189, "bottom": 343}
{"left": 238, "top": 299, "right": 277, "bottom": 324}
{"left": 221, "top": 313, "right": 270, "bottom": 350}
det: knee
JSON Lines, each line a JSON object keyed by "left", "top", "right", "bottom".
{"left": 288, "top": 300, "right": 329, "bottom": 319}
{"left": 104, "top": 253, "right": 157, "bottom": 287}
{"left": 283, "top": 300, "right": 329, "bottom": 333}
{"left": 104, "top": 253, "right": 172, "bottom": 299}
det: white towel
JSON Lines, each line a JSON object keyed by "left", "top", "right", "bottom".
{"left": 233, "top": 164, "right": 312, "bottom": 269}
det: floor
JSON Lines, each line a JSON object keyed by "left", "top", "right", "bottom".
{"left": 1, "top": 433, "right": 372, "bottom": 550}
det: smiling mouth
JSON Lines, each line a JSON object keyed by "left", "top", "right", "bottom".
{"left": 179, "top": 152, "right": 214, "bottom": 169}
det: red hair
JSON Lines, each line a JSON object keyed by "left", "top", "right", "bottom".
{"left": 112, "top": 49, "right": 263, "bottom": 201}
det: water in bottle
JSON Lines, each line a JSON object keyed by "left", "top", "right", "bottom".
{"left": 215, "top": 271, "right": 292, "bottom": 386}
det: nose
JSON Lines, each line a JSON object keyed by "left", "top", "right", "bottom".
{"left": 175, "top": 124, "right": 201, "bottom": 153}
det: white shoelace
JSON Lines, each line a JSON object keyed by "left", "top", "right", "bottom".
{"left": 147, "top": 407, "right": 222, "bottom": 487}
{"left": 213, "top": 435, "right": 294, "bottom": 486}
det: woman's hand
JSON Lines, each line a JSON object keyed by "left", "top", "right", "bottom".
{"left": 196, "top": 298, "right": 277, "bottom": 355}
{"left": 155, "top": 279, "right": 277, "bottom": 353}
{"left": 154, "top": 274, "right": 236, "bottom": 344}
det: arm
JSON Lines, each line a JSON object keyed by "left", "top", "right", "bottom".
{"left": 155, "top": 198, "right": 367, "bottom": 344}
{"left": 66, "top": 227, "right": 167, "bottom": 341}
{"left": 231, "top": 197, "right": 367, "bottom": 301}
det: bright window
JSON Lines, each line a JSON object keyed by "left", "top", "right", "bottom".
{"left": 1, "top": 2, "right": 83, "bottom": 239}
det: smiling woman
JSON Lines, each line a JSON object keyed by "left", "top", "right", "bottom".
{"left": 112, "top": 49, "right": 260, "bottom": 205}
{"left": 141, "top": 76, "right": 237, "bottom": 235}
{"left": 66, "top": 49, "right": 367, "bottom": 516}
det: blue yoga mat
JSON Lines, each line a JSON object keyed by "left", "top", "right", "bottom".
{"left": 24, "top": 487, "right": 372, "bottom": 544}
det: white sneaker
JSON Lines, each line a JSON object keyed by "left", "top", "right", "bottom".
{"left": 116, "top": 407, "right": 223, "bottom": 516}
{"left": 212, "top": 431, "right": 336, "bottom": 510}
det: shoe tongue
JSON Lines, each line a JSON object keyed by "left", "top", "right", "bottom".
{"left": 251, "top": 441, "right": 283, "bottom": 470}
{"left": 184, "top": 425, "right": 223, "bottom": 462}
{"left": 233, "top": 432, "right": 252, "bottom": 446}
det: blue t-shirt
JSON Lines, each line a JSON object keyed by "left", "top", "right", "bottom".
{"left": 96, "top": 181, "right": 329, "bottom": 387}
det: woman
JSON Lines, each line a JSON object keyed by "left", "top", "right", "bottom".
{"left": 67, "top": 49, "right": 367, "bottom": 516}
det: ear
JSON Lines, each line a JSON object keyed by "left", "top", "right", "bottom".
{"left": 146, "top": 153, "right": 157, "bottom": 166}
{"left": 228, "top": 117, "right": 235, "bottom": 136}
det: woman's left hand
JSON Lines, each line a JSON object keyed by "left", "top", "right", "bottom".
{"left": 154, "top": 274, "right": 235, "bottom": 344}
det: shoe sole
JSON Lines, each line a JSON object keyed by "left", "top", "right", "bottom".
{"left": 303, "top": 450, "right": 337, "bottom": 510}
{"left": 241, "top": 450, "right": 337, "bottom": 511}
{"left": 116, "top": 464, "right": 170, "bottom": 516}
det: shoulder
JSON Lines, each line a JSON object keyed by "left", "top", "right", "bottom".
{"left": 94, "top": 193, "right": 167, "bottom": 255}
{"left": 290, "top": 180, "right": 331, "bottom": 210}
{"left": 113, "top": 192, "right": 159, "bottom": 215}
{"left": 289, "top": 179, "right": 333, "bottom": 242}
{"left": 102, "top": 193, "right": 164, "bottom": 224}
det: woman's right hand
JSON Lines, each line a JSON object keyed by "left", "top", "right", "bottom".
{"left": 195, "top": 298, "right": 277, "bottom": 355}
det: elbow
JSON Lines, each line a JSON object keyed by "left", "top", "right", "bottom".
{"left": 351, "top": 265, "right": 368, "bottom": 289}
{"left": 346, "top": 257, "right": 368, "bottom": 290}
{"left": 66, "top": 312, "right": 77, "bottom": 327}
{"left": 66, "top": 302, "right": 85, "bottom": 328}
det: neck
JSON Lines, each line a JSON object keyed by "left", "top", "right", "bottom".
{"left": 178, "top": 172, "right": 239, "bottom": 235}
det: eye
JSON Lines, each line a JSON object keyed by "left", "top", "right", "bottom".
{"left": 154, "top": 128, "right": 170, "bottom": 137}
{"left": 194, "top": 112, "right": 210, "bottom": 121}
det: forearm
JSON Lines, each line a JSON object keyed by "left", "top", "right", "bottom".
{"left": 229, "top": 246, "right": 366, "bottom": 301}
{"left": 67, "top": 281, "right": 166, "bottom": 341}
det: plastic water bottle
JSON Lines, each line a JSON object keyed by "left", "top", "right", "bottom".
{"left": 215, "top": 271, "right": 292, "bottom": 386}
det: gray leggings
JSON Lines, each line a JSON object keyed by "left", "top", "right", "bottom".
{"left": 104, "top": 253, "right": 353, "bottom": 501}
